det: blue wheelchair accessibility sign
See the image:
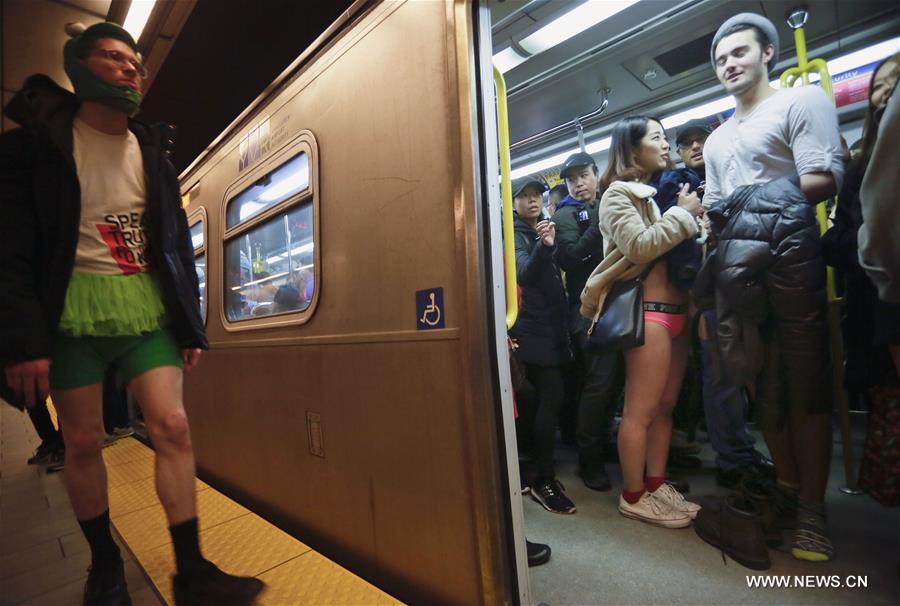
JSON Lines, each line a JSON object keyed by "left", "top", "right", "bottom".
{"left": 416, "top": 288, "right": 445, "bottom": 330}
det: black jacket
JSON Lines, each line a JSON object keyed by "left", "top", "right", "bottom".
{"left": 0, "top": 75, "right": 207, "bottom": 409}
{"left": 552, "top": 194, "right": 604, "bottom": 309}
{"left": 694, "top": 176, "right": 832, "bottom": 425}
{"left": 509, "top": 216, "right": 570, "bottom": 367}
{"left": 650, "top": 168, "right": 703, "bottom": 290}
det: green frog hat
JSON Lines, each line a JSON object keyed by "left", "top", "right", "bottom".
{"left": 63, "top": 22, "right": 143, "bottom": 114}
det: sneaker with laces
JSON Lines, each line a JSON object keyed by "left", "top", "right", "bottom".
{"left": 652, "top": 483, "right": 701, "bottom": 519}
{"left": 173, "top": 559, "right": 265, "bottom": 606}
{"left": 104, "top": 427, "right": 136, "bottom": 447}
{"left": 27, "top": 440, "right": 59, "bottom": 465}
{"left": 618, "top": 492, "right": 691, "bottom": 528}
{"left": 531, "top": 480, "right": 576, "bottom": 514}
{"left": 83, "top": 557, "right": 131, "bottom": 606}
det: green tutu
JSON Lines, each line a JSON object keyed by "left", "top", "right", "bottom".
{"left": 58, "top": 272, "right": 166, "bottom": 337}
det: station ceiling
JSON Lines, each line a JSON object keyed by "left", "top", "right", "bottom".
{"left": 0, "top": 0, "right": 355, "bottom": 172}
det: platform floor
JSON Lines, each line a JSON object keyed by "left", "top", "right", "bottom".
{"left": 0, "top": 403, "right": 401, "bottom": 606}
{"left": 1, "top": 403, "right": 163, "bottom": 605}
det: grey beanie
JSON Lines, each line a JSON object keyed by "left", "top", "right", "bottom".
{"left": 710, "top": 13, "right": 779, "bottom": 71}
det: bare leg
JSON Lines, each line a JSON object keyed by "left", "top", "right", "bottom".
{"left": 619, "top": 323, "right": 672, "bottom": 493}
{"left": 128, "top": 366, "right": 197, "bottom": 525}
{"left": 763, "top": 429, "right": 800, "bottom": 485}
{"left": 51, "top": 383, "right": 107, "bottom": 519}
{"left": 645, "top": 330, "right": 689, "bottom": 478}
{"left": 790, "top": 413, "right": 831, "bottom": 502}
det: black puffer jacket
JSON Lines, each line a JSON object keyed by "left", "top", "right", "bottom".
{"left": 0, "top": 75, "right": 207, "bottom": 409}
{"left": 509, "top": 216, "right": 570, "bottom": 366}
{"left": 694, "top": 176, "right": 832, "bottom": 423}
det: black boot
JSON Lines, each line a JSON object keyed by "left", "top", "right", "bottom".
{"left": 526, "top": 540, "right": 551, "bottom": 566}
{"left": 578, "top": 459, "right": 611, "bottom": 491}
{"left": 694, "top": 494, "right": 771, "bottom": 570}
{"left": 173, "top": 560, "right": 265, "bottom": 606}
{"left": 83, "top": 558, "right": 130, "bottom": 606}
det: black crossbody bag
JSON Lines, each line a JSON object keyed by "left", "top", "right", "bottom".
{"left": 586, "top": 262, "right": 655, "bottom": 353}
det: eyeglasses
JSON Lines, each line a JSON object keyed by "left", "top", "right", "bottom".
{"left": 93, "top": 48, "right": 148, "bottom": 79}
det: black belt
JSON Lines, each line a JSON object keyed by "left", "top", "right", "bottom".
{"left": 643, "top": 302, "right": 687, "bottom": 314}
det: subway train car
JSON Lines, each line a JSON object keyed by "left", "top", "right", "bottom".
{"left": 178, "top": 1, "right": 521, "bottom": 604}
{"left": 175, "top": 1, "right": 900, "bottom": 604}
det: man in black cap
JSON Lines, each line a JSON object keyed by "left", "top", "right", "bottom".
{"left": 0, "top": 22, "right": 265, "bottom": 605}
{"left": 552, "top": 152, "right": 623, "bottom": 491}
{"left": 675, "top": 119, "right": 711, "bottom": 190}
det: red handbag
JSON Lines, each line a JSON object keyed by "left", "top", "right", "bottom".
{"left": 858, "top": 387, "right": 900, "bottom": 507}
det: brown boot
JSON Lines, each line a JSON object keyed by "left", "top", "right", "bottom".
{"left": 694, "top": 494, "right": 771, "bottom": 570}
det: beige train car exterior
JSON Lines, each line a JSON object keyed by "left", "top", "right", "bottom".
{"left": 178, "top": 1, "right": 519, "bottom": 604}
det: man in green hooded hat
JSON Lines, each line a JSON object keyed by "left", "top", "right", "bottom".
{"left": 0, "top": 22, "right": 265, "bottom": 606}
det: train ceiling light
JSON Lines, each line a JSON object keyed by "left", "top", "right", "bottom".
{"left": 510, "top": 35, "right": 900, "bottom": 179}
{"left": 123, "top": 0, "right": 157, "bottom": 41}
{"left": 494, "top": 0, "right": 641, "bottom": 73}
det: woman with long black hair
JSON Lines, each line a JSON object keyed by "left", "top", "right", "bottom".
{"left": 581, "top": 116, "right": 704, "bottom": 528}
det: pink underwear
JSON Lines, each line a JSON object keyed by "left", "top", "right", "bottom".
{"left": 644, "top": 311, "right": 687, "bottom": 338}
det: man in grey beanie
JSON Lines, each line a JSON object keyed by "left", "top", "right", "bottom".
{"left": 709, "top": 12, "right": 779, "bottom": 73}
{"left": 700, "top": 12, "right": 844, "bottom": 564}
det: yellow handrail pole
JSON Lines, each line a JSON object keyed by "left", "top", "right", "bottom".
{"left": 781, "top": 11, "right": 858, "bottom": 492}
{"left": 494, "top": 67, "right": 518, "bottom": 330}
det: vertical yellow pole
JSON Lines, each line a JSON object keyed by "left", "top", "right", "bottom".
{"left": 494, "top": 67, "right": 518, "bottom": 330}
{"left": 782, "top": 11, "right": 858, "bottom": 493}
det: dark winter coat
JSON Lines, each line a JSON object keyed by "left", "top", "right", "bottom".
{"left": 822, "top": 162, "right": 899, "bottom": 390}
{"left": 694, "top": 176, "right": 832, "bottom": 426}
{"left": 509, "top": 215, "right": 570, "bottom": 366}
{"left": 0, "top": 75, "right": 207, "bottom": 410}
{"left": 552, "top": 194, "right": 604, "bottom": 310}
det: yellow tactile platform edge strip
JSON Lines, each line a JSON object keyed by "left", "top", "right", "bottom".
{"left": 103, "top": 438, "right": 403, "bottom": 605}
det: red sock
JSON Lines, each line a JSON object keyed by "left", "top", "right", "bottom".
{"left": 622, "top": 488, "right": 645, "bottom": 504}
{"left": 645, "top": 476, "right": 666, "bottom": 493}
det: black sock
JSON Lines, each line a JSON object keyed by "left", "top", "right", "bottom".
{"left": 78, "top": 510, "right": 121, "bottom": 565}
{"left": 170, "top": 518, "right": 204, "bottom": 576}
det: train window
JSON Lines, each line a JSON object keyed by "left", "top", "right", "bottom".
{"left": 222, "top": 133, "right": 318, "bottom": 328}
{"left": 190, "top": 221, "right": 204, "bottom": 250}
{"left": 187, "top": 208, "right": 207, "bottom": 325}
{"left": 223, "top": 204, "right": 314, "bottom": 321}
{"left": 195, "top": 254, "right": 206, "bottom": 323}
{"left": 225, "top": 152, "right": 310, "bottom": 230}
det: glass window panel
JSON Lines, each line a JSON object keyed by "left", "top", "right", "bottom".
{"left": 190, "top": 221, "right": 204, "bottom": 251}
{"left": 224, "top": 202, "right": 314, "bottom": 322}
{"left": 195, "top": 254, "right": 206, "bottom": 323}
{"left": 226, "top": 153, "right": 310, "bottom": 229}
